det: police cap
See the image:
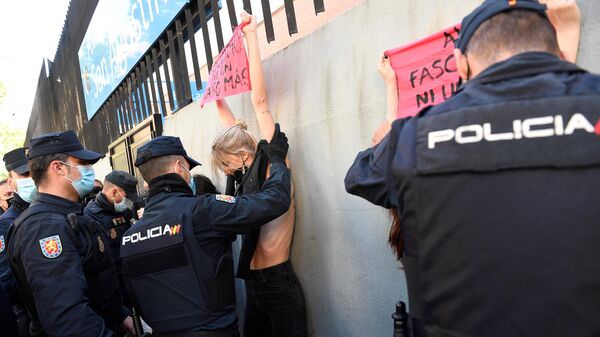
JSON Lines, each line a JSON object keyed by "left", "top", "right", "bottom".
{"left": 455, "top": 0, "right": 548, "bottom": 53}
{"left": 3, "top": 147, "right": 29, "bottom": 175}
{"left": 134, "top": 136, "right": 201, "bottom": 168}
{"left": 27, "top": 130, "right": 103, "bottom": 164}
{"left": 105, "top": 170, "right": 143, "bottom": 203}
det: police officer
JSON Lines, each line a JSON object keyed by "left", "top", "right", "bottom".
{"left": 7, "top": 131, "right": 134, "bottom": 336}
{"left": 0, "top": 178, "right": 13, "bottom": 215}
{"left": 1, "top": 148, "right": 36, "bottom": 336}
{"left": 84, "top": 170, "right": 142, "bottom": 308}
{"left": 120, "top": 127, "right": 291, "bottom": 337}
{"left": 345, "top": 1, "right": 600, "bottom": 336}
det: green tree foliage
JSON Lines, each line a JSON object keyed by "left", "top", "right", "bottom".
{"left": 0, "top": 81, "right": 6, "bottom": 105}
{"left": 0, "top": 81, "right": 25, "bottom": 179}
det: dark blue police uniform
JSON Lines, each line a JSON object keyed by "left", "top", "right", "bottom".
{"left": 7, "top": 131, "right": 129, "bottom": 337}
{"left": 1, "top": 147, "right": 33, "bottom": 337}
{"left": 0, "top": 194, "right": 29, "bottom": 305}
{"left": 345, "top": 2, "right": 600, "bottom": 336}
{"left": 84, "top": 193, "right": 135, "bottom": 306}
{"left": 120, "top": 133, "right": 291, "bottom": 337}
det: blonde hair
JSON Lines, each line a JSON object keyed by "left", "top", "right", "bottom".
{"left": 211, "top": 120, "right": 257, "bottom": 177}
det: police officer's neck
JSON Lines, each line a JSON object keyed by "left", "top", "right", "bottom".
{"left": 38, "top": 181, "right": 80, "bottom": 203}
{"left": 467, "top": 50, "right": 564, "bottom": 80}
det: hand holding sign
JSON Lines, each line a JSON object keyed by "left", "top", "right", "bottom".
{"left": 378, "top": 55, "right": 397, "bottom": 85}
{"left": 241, "top": 10, "right": 258, "bottom": 35}
{"left": 385, "top": 24, "right": 461, "bottom": 119}
{"left": 201, "top": 22, "right": 251, "bottom": 107}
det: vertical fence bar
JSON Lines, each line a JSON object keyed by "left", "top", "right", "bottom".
{"left": 140, "top": 61, "right": 153, "bottom": 118}
{"left": 243, "top": 0, "right": 252, "bottom": 14}
{"left": 196, "top": 0, "right": 214, "bottom": 70}
{"left": 130, "top": 74, "right": 142, "bottom": 122}
{"left": 210, "top": 0, "right": 225, "bottom": 51}
{"left": 260, "top": 0, "right": 275, "bottom": 43}
{"left": 160, "top": 39, "right": 176, "bottom": 112}
{"left": 134, "top": 67, "right": 148, "bottom": 118}
{"left": 168, "top": 29, "right": 183, "bottom": 109}
{"left": 226, "top": 0, "right": 238, "bottom": 30}
{"left": 185, "top": 7, "right": 203, "bottom": 91}
{"left": 118, "top": 87, "right": 131, "bottom": 131}
{"left": 313, "top": 0, "right": 325, "bottom": 14}
{"left": 145, "top": 54, "right": 160, "bottom": 115}
{"left": 151, "top": 48, "right": 168, "bottom": 116}
{"left": 175, "top": 18, "right": 192, "bottom": 103}
{"left": 283, "top": 0, "right": 298, "bottom": 36}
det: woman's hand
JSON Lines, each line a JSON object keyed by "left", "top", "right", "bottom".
{"left": 539, "top": 0, "right": 581, "bottom": 62}
{"left": 541, "top": 0, "right": 581, "bottom": 31}
{"left": 241, "top": 10, "right": 258, "bottom": 35}
{"left": 378, "top": 55, "right": 397, "bottom": 85}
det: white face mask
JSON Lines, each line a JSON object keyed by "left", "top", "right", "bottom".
{"left": 16, "top": 177, "right": 37, "bottom": 203}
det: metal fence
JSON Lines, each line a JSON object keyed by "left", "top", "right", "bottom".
{"left": 27, "top": 0, "right": 326, "bottom": 154}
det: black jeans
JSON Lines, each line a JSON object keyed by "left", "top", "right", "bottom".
{"left": 243, "top": 261, "right": 308, "bottom": 337}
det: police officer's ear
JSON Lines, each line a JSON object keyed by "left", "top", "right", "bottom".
{"left": 50, "top": 160, "right": 68, "bottom": 177}
{"left": 173, "top": 158, "right": 188, "bottom": 180}
{"left": 173, "top": 159, "right": 183, "bottom": 174}
{"left": 454, "top": 49, "right": 470, "bottom": 81}
{"left": 110, "top": 186, "right": 120, "bottom": 203}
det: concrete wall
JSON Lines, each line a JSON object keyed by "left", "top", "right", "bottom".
{"left": 577, "top": 0, "right": 600, "bottom": 73}
{"left": 162, "top": 1, "right": 600, "bottom": 336}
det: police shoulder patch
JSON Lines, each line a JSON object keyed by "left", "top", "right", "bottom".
{"left": 0, "top": 235, "right": 5, "bottom": 253}
{"left": 39, "top": 235, "right": 63, "bottom": 259}
{"left": 215, "top": 195, "right": 236, "bottom": 203}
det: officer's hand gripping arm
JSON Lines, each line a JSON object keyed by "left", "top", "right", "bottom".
{"left": 263, "top": 124, "right": 289, "bottom": 164}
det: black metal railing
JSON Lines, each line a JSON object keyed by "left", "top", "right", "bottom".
{"left": 28, "top": 0, "right": 326, "bottom": 154}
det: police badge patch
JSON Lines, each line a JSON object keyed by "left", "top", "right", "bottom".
{"left": 110, "top": 228, "right": 117, "bottom": 240}
{"left": 215, "top": 195, "right": 236, "bottom": 203}
{"left": 0, "top": 235, "right": 5, "bottom": 253}
{"left": 39, "top": 235, "right": 63, "bottom": 258}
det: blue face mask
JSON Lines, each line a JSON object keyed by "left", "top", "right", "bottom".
{"left": 60, "top": 162, "right": 96, "bottom": 198}
{"left": 179, "top": 163, "right": 196, "bottom": 195}
{"left": 16, "top": 177, "right": 37, "bottom": 203}
{"left": 114, "top": 190, "right": 134, "bottom": 213}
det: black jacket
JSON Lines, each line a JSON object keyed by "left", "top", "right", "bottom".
{"left": 346, "top": 52, "right": 600, "bottom": 337}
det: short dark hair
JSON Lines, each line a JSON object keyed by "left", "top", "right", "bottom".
{"left": 193, "top": 174, "right": 220, "bottom": 195}
{"left": 467, "top": 11, "right": 560, "bottom": 66}
{"left": 28, "top": 153, "right": 69, "bottom": 186}
{"left": 137, "top": 155, "right": 182, "bottom": 182}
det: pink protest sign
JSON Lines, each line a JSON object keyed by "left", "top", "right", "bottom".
{"left": 385, "top": 24, "right": 461, "bottom": 119}
{"left": 201, "top": 24, "right": 251, "bottom": 107}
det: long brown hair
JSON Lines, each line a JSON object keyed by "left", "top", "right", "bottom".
{"left": 388, "top": 208, "right": 403, "bottom": 261}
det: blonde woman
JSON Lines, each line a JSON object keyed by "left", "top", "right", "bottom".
{"left": 210, "top": 12, "right": 307, "bottom": 337}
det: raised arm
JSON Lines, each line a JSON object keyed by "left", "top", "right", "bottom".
{"left": 539, "top": 0, "right": 581, "bottom": 62}
{"left": 216, "top": 99, "right": 237, "bottom": 128}
{"left": 241, "top": 11, "right": 276, "bottom": 141}
{"left": 372, "top": 55, "right": 399, "bottom": 146}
